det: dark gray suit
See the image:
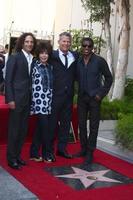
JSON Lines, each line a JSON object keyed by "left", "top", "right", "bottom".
{"left": 49, "top": 50, "right": 78, "bottom": 152}
{"left": 5, "top": 51, "right": 32, "bottom": 162}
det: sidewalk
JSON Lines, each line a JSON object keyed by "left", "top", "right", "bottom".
{"left": 0, "top": 166, "right": 38, "bottom": 200}
{"left": 96, "top": 120, "right": 133, "bottom": 164}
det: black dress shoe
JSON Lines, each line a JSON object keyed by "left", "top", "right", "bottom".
{"left": 84, "top": 151, "right": 93, "bottom": 165}
{"left": 73, "top": 150, "right": 87, "bottom": 158}
{"left": 17, "top": 158, "right": 26, "bottom": 166}
{"left": 49, "top": 153, "right": 56, "bottom": 162}
{"left": 8, "top": 161, "right": 21, "bottom": 170}
{"left": 43, "top": 152, "right": 56, "bottom": 163}
{"left": 57, "top": 150, "right": 73, "bottom": 159}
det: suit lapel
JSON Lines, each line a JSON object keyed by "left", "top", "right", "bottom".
{"left": 20, "top": 51, "right": 30, "bottom": 76}
{"left": 55, "top": 50, "right": 64, "bottom": 64}
{"left": 55, "top": 50, "right": 76, "bottom": 68}
{"left": 70, "top": 50, "right": 78, "bottom": 60}
{"left": 30, "top": 59, "right": 35, "bottom": 77}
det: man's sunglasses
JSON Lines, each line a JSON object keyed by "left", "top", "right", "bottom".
{"left": 82, "top": 44, "right": 93, "bottom": 48}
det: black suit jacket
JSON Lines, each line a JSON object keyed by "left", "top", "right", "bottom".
{"left": 5, "top": 51, "right": 32, "bottom": 109}
{"left": 51, "top": 50, "right": 78, "bottom": 97}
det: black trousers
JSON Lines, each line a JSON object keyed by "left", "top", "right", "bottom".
{"left": 30, "top": 114, "right": 51, "bottom": 158}
{"left": 7, "top": 104, "right": 29, "bottom": 163}
{"left": 49, "top": 94, "right": 73, "bottom": 152}
{"left": 78, "top": 94, "right": 101, "bottom": 152}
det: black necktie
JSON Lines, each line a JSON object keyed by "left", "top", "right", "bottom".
{"left": 63, "top": 54, "right": 68, "bottom": 68}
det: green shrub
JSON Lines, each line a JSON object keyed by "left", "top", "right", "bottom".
{"left": 115, "top": 114, "right": 133, "bottom": 150}
{"left": 125, "top": 78, "right": 133, "bottom": 100}
{"left": 100, "top": 99, "right": 122, "bottom": 120}
{"left": 120, "top": 99, "right": 133, "bottom": 114}
{"left": 100, "top": 98, "right": 133, "bottom": 120}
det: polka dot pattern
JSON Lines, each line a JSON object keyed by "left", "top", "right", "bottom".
{"left": 30, "top": 67, "right": 52, "bottom": 115}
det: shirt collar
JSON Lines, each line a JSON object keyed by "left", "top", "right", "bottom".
{"left": 59, "top": 49, "right": 70, "bottom": 56}
{"left": 22, "top": 49, "right": 33, "bottom": 59}
{"left": 80, "top": 53, "right": 94, "bottom": 63}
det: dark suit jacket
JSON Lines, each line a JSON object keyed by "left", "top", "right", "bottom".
{"left": 77, "top": 53, "right": 113, "bottom": 99}
{"left": 50, "top": 50, "right": 78, "bottom": 97}
{"left": 5, "top": 51, "right": 32, "bottom": 109}
{"left": 0, "top": 53, "right": 5, "bottom": 83}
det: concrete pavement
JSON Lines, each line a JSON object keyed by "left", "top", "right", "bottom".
{"left": 97, "top": 120, "right": 133, "bottom": 164}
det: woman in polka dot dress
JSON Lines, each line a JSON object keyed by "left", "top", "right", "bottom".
{"left": 30, "top": 42, "right": 55, "bottom": 162}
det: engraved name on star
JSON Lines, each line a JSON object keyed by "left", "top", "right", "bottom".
{"left": 56, "top": 167, "right": 121, "bottom": 188}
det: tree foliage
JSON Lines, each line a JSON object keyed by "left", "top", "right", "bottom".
{"left": 81, "top": 0, "right": 114, "bottom": 23}
{"left": 68, "top": 29, "right": 105, "bottom": 53}
{"left": 68, "top": 29, "right": 93, "bottom": 52}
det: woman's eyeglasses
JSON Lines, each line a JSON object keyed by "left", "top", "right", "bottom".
{"left": 82, "top": 44, "right": 92, "bottom": 48}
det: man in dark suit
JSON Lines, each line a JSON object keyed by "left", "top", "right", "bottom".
{"left": 5, "top": 32, "right": 36, "bottom": 169}
{"left": 49, "top": 32, "right": 78, "bottom": 159}
{"left": 0, "top": 45, "right": 5, "bottom": 94}
{"left": 75, "top": 37, "right": 113, "bottom": 164}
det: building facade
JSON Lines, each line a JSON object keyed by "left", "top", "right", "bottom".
{"left": 0, "top": 0, "right": 132, "bottom": 77}
{"left": 0, "top": 0, "right": 56, "bottom": 45}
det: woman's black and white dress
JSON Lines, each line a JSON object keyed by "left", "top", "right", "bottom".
{"left": 30, "top": 60, "right": 53, "bottom": 159}
{"left": 31, "top": 60, "right": 53, "bottom": 115}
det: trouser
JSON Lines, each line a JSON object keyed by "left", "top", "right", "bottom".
{"left": 7, "top": 104, "right": 29, "bottom": 162}
{"left": 49, "top": 94, "right": 73, "bottom": 152}
{"left": 30, "top": 114, "right": 51, "bottom": 158}
{"left": 78, "top": 94, "right": 101, "bottom": 152}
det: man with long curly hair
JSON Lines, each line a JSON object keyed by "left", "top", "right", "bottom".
{"left": 5, "top": 32, "right": 36, "bottom": 169}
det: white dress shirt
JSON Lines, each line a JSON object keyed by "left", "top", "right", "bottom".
{"left": 59, "top": 49, "right": 75, "bottom": 68}
{"left": 22, "top": 49, "right": 33, "bottom": 74}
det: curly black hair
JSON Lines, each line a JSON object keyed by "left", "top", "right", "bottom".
{"left": 35, "top": 41, "right": 53, "bottom": 60}
{"left": 15, "top": 32, "right": 37, "bottom": 54}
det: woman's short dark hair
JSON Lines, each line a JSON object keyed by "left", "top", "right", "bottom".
{"left": 35, "top": 41, "right": 53, "bottom": 60}
{"left": 15, "top": 32, "right": 37, "bottom": 53}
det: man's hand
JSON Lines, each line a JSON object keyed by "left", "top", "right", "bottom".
{"left": 95, "top": 95, "right": 101, "bottom": 102}
{"left": 8, "top": 101, "right": 16, "bottom": 109}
